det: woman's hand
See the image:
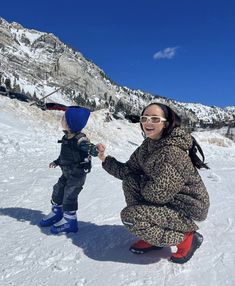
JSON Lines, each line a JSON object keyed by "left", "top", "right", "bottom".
{"left": 96, "top": 143, "right": 106, "bottom": 162}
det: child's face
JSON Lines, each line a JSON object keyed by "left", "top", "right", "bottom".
{"left": 61, "top": 114, "right": 70, "bottom": 131}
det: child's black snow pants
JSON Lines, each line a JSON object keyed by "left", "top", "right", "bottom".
{"left": 52, "top": 165, "right": 86, "bottom": 211}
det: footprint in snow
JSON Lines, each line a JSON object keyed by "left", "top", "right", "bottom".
{"left": 206, "top": 171, "right": 221, "bottom": 182}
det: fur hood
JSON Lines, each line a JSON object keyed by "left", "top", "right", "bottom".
{"left": 145, "top": 127, "right": 193, "bottom": 152}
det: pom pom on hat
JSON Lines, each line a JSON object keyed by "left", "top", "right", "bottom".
{"left": 65, "top": 107, "right": 90, "bottom": 133}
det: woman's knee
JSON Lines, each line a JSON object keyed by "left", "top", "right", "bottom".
{"left": 121, "top": 205, "right": 144, "bottom": 227}
{"left": 120, "top": 206, "right": 134, "bottom": 225}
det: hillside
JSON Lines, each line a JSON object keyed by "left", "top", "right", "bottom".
{"left": 0, "top": 95, "right": 235, "bottom": 286}
{"left": 0, "top": 17, "right": 234, "bottom": 129}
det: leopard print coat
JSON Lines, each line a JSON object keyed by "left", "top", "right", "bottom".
{"left": 102, "top": 127, "right": 210, "bottom": 246}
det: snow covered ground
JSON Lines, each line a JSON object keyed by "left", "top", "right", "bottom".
{"left": 0, "top": 96, "right": 235, "bottom": 286}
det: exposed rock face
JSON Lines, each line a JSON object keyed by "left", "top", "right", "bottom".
{"left": 0, "top": 17, "right": 234, "bottom": 129}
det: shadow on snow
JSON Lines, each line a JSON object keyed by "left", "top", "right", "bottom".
{"left": 0, "top": 207, "right": 172, "bottom": 265}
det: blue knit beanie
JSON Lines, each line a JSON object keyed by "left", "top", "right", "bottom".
{"left": 65, "top": 107, "right": 90, "bottom": 133}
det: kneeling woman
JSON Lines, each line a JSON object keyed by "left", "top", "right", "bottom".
{"left": 97, "top": 103, "right": 210, "bottom": 264}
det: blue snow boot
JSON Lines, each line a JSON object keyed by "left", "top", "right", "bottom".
{"left": 40, "top": 204, "right": 63, "bottom": 227}
{"left": 50, "top": 211, "right": 78, "bottom": 234}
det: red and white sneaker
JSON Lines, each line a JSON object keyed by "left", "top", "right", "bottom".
{"left": 129, "top": 240, "right": 163, "bottom": 254}
{"left": 169, "top": 232, "right": 203, "bottom": 264}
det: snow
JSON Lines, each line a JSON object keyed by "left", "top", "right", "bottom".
{"left": 0, "top": 96, "right": 235, "bottom": 286}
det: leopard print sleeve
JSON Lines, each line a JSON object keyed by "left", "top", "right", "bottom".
{"left": 102, "top": 147, "right": 141, "bottom": 180}
{"left": 102, "top": 156, "right": 130, "bottom": 180}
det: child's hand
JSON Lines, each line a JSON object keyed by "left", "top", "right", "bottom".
{"left": 96, "top": 143, "right": 106, "bottom": 162}
{"left": 49, "top": 161, "right": 58, "bottom": 168}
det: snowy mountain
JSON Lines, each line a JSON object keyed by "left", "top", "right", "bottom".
{"left": 0, "top": 17, "right": 234, "bottom": 129}
{"left": 1, "top": 95, "right": 235, "bottom": 286}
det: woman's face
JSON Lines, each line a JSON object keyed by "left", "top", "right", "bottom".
{"left": 141, "top": 105, "right": 167, "bottom": 140}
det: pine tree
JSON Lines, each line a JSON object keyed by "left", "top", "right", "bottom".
{"left": 5, "top": 78, "right": 11, "bottom": 90}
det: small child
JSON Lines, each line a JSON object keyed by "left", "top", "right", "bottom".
{"left": 40, "top": 107, "right": 98, "bottom": 234}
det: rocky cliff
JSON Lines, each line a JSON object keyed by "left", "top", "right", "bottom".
{"left": 0, "top": 17, "right": 234, "bottom": 129}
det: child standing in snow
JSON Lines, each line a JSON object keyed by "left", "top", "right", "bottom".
{"left": 97, "top": 103, "right": 210, "bottom": 264}
{"left": 40, "top": 107, "right": 98, "bottom": 234}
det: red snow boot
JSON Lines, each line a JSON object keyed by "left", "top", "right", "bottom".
{"left": 170, "top": 232, "right": 203, "bottom": 264}
{"left": 129, "top": 240, "right": 163, "bottom": 254}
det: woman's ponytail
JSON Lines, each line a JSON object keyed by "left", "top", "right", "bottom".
{"left": 189, "top": 137, "right": 209, "bottom": 169}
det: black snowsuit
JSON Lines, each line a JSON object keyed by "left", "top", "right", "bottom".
{"left": 52, "top": 132, "right": 98, "bottom": 211}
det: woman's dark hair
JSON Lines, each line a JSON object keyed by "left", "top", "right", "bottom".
{"left": 189, "top": 137, "right": 210, "bottom": 169}
{"left": 141, "top": 102, "right": 209, "bottom": 169}
{"left": 140, "top": 102, "right": 181, "bottom": 137}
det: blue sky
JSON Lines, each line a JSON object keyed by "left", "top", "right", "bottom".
{"left": 1, "top": 0, "right": 235, "bottom": 107}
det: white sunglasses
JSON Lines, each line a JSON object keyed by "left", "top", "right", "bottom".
{"left": 140, "top": 115, "right": 167, "bottom": 124}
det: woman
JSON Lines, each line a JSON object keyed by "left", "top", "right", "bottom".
{"left": 97, "top": 103, "right": 210, "bottom": 264}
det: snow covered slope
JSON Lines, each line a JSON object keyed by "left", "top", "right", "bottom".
{"left": 1, "top": 16, "right": 234, "bottom": 128}
{"left": 0, "top": 96, "right": 235, "bottom": 286}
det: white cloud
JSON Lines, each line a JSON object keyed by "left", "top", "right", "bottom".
{"left": 153, "top": 47, "right": 178, "bottom": 60}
